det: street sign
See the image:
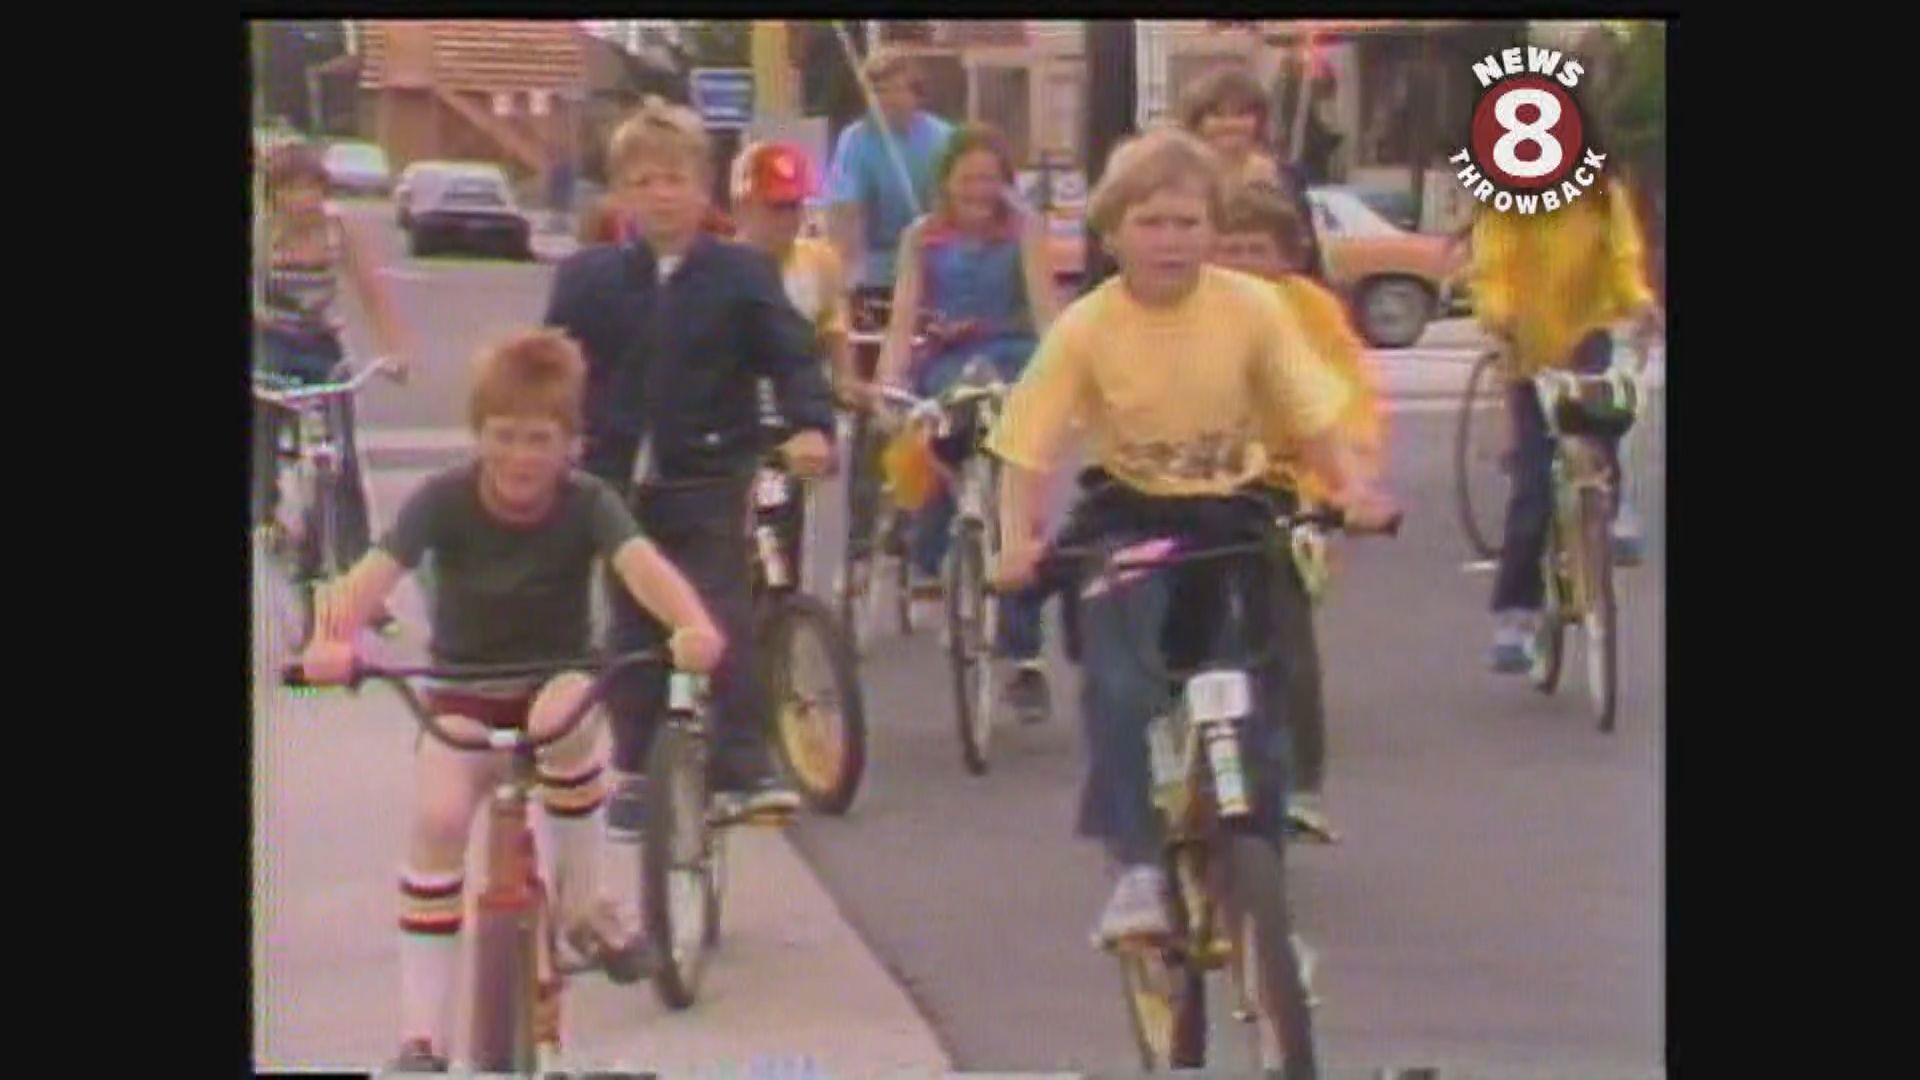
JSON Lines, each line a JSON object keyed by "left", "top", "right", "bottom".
{"left": 691, "top": 68, "right": 755, "bottom": 130}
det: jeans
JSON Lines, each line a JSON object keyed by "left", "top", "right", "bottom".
{"left": 603, "top": 475, "right": 771, "bottom": 786}
{"left": 1075, "top": 547, "right": 1292, "bottom": 865}
{"left": 909, "top": 345, "right": 1044, "bottom": 661}
{"left": 1492, "top": 330, "right": 1623, "bottom": 613}
{"left": 252, "top": 328, "right": 374, "bottom": 580}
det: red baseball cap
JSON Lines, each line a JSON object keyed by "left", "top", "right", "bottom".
{"left": 731, "top": 142, "right": 816, "bottom": 206}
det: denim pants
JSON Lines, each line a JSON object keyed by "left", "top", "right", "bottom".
{"left": 1074, "top": 551, "right": 1292, "bottom": 865}
{"left": 252, "top": 328, "right": 374, "bottom": 580}
{"left": 1492, "top": 330, "right": 1623, "bottom": 613}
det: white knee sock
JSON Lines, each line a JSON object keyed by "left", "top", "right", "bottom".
{"left": 397, "top": 867, "right": 464, "bottom": 1052}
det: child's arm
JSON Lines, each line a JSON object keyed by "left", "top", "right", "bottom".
{"left": 609, "top": 538, "right": 725, "bottom": 672}
{"left": 313, "top": 551, "right": 407, "bottom": 644}
{"left": 875, "top": 219, "right": 926, "bottom": 391}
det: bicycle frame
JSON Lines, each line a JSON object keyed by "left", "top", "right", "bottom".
{"left": 254, "top": 358, "right": 388, "bottom": 580}
{"left": 1532, "top": 367, "right": 1643, "bottom": 620}
{"left": 280, "top": 651, "right": 681, "bottom": 1070}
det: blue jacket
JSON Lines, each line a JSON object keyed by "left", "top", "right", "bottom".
{"left": 543, "top": 233, "right": 836, "bottom": 487}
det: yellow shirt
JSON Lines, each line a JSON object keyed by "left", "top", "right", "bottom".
{"left": 780, "top": 238, "right": 850, "bottom": 342}
{"left": 1261, "top": 275, "right": 1384, "bottom": 504}
{"left": 1469, "top": 181, "right": 1654, "bottom": 378}
{"left": 990, "top": 265, "right": 1350, "bottom": 497}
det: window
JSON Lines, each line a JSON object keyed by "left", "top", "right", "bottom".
{"left": 1046, "top": 70, "right": 1083, "bottom": 162}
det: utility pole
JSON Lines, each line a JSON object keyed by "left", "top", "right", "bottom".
{"left": 1082, "top": 19, "right": 1137, "bottom": 291}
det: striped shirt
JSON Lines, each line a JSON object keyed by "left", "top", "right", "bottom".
{"left": 256, "top": 210, "right": 346, "bottom": 337}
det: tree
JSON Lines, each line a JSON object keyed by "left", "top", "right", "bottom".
{"left": 251, "top": 20, "right": 346, "bottom": 133}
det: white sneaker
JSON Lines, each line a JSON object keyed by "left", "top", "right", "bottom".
{"left": 1095, "top": 864, "right": 1171, "bottom": 943}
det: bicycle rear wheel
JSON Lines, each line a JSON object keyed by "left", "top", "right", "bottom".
{"left": 948, "top": 519, "right": 996, "bottom": 775}
{"left": 1453, "top": 351, "right": 1508, "bottom": 561}
{"left": 642, "top": 721, "right": 715, "bottom": 1010}
{"left": 1216, "top": 834, "right": 1318, "bottom": 1079}
{"left": 1579, "top": 487, "right": 1620, "bottom": 732}
{"left": 762, "top": 594, "right": 869, "bottom": 814}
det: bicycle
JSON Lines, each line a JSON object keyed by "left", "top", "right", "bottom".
{"left": 279, "top": 648, "right": 678, "bottom": 1075}
{"left": 1029, "top": 499, "right": 1400, "bottom": 1077}
{"left": 750, "top": 426, "right": 868, "bottom": 815}
{"left": 252, "top": 356, "right": 391, "bottom": 643}
{"left": 1527, "top": 364, "right": 1646, "bottom": 734}
{"left": 1451, "top": 348, "right": 1509, "bottom": 562}
{"left": 840, "top": 329, "right": 917, "bottom": 653}
{"left": 609, "top": 472, "right": 808, "bottom": 1010}
{"left": 873, "top": 358, "right": 1023, "bottom": 776}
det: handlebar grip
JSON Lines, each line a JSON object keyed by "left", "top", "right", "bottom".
{"left": 279, "top": 663, "right": 309, "bottom": 689}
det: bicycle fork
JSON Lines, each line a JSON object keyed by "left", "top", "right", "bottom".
{"left": 473, "top": 780, "right": 562, "bottom": 1065}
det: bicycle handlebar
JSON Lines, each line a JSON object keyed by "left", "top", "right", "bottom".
{"left": 253, "top": 358, "right": 394, "bottom": 407}
{"left": 279, "top": 649, "right": 693, "bottom": 754}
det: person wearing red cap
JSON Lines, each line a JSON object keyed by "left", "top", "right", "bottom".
{"left": 732, "top": 141, "right": 857, "bottom": 407}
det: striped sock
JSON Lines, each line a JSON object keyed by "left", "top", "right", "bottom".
{"left": 539, "top": 761, "right": 607, "bottom": 923}
{"left": 397, "top": 868, "right": 463, "bottom": 1051}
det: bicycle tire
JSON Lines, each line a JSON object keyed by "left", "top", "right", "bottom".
{"left": 1216, "top": 834, "right": 1319, "bottom": 1079}
{"left": 1530, "top": 515, "right": 1568, "bottom": 696}
{"left": 642, "top": 721, "right": 714, "bottom": 1010}
{"left": 467, "top": 908, "right": 532, "bottom": 1072}
{"left": 1579, "top": 487, "right": 1620, "bottom": 732}
{"left": 1453, "top": 351, "right": 1507, "bottom": 561}
{"left": 1117, "top": 944, "right": 1208, "bottom": 1070}
{"left": 761, "top": 594, "right": 869, "bottom": 814}
{"left": 893, "top": 511, "right": 915, "bottom": 637}
{"left": 948, "top": 519, "right": 995, "bottom": 775}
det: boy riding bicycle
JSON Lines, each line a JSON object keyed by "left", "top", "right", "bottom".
{"left": 1211, "top": 181, "right": 1387, "bottom": 844}
{"left": 542, "top": 99, "right": 838, "bottom": 938}
{"left": 295, "top": 329, "right": 725, "bottom": 1073}
{"left": 988, "top": 127, "right": 1396, "bottom": 941}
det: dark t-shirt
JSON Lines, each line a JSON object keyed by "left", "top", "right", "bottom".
{"left": 379, "top": 464, "right": 641, "bottom": 669}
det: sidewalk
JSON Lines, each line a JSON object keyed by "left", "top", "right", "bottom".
{"left": 252, "top": 472, "right": 950, "bottom": 1076}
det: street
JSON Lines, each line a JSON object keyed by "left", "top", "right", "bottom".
{"left": 252, "top": 201, "right": 1664, "bottom": 1076}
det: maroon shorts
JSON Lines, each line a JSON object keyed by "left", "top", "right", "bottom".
{"left": 421, "top": 689, "right": 535, "bottom": 732}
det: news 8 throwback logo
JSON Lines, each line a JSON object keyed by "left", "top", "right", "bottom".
{"left": 1448, "top": 45, "right": 1610, "bottom": 215}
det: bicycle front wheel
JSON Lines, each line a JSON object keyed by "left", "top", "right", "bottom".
{"left": 1579, "top": 487, "right": 1620, "bottom": 732}
{"left": 642, "top": 721, "right": 715, "bottom": 1010}
{"left": 948, "top": 519, "right": 995, "bottom": 775}
{"left": 1216, "top": 834, "right": 1318, "bottom": 1079}
{"left": 1530, "top": 516, "right": 1568, "bottom": 696}
{"left": 1453, "top": 351, "right": 1508, "bottom": 561}
{"left": 762, "top": 594, "right": 869, "bottom": 814}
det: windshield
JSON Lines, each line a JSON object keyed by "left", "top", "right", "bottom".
{"left": 326, "top": 144, "right": 388, "bottom": 171}
{"left": 1308, "top": 189, "right": 1404, "bottom": 239}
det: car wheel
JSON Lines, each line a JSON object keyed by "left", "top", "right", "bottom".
{"left": 408, "top": 228, "right": 434, "bottom": 259}
{"left": 1356, "top": 277, "right": 1435, "bottom": 350}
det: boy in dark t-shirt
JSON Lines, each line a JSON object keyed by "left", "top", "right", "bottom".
{"left": 296, "top": 329, "right": 723, "bottom": 1073}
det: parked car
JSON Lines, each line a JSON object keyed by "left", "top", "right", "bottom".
{"left": 395, "top": 161, "right": 499, "bottom": 228}
{"left": 406, "top": 165, "right": 533, "bottom": 260}
{"left": 322, "top": 140, "right": 392, "bottom": 197}
{"left": 1307, "top": 186, "right": 1463, "bottom": 348}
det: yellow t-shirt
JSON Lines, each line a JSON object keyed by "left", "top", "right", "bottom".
{"left": 990, "top": 266, "right": 1350, "bottom": 497}
{"left": 780, "top": 238, "right": 850, "bottom": 342}
{"left": 1262, "top": 275, "right": 1385, "bottom": 503}
{"left": 1469, "top": 181, "right": 1654, "bottom": 378}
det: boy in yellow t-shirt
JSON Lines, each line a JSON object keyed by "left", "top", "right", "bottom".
{"left": 987, "top": 126, "right": 1396, "bottom": 942}
{"left": 1210, "top": 181, "right": 1385, "bottom": 844}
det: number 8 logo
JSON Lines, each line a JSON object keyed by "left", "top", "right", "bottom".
{"left": 1492, "top": 88, "right": 1563, "bottom": 179}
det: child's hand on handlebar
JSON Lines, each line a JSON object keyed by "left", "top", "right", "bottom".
{"left": 779, "top": 429, "right": 836, "bottom": 479}
{"left": 298, "top": 637, "right": 357, "bottom": 686}
{"left": 668, "top": 623, "right": 726, "bottom": 674}
{"left": 1340, "top": 487, "right": 1403, "bottom": 534}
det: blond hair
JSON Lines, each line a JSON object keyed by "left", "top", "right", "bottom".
{"left": 607, "top": 96, "right": 712, "bottom": 181}
{"left": 1219, "top": 182, "right": 1308, "bottom": 264}
{"left": 468, "top": 328, "right": 587, "bottom": 434}
{"left": 1086, "top": 125, "right": 1227, "bottom": 238}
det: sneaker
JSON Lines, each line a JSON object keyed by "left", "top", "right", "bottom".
{"left": 558, "top": 896, "right": 651, "bottom": 985}
{"left": 1285, "top": 793, "right": 1341, "bottom": 845}
{"left": 836, "top": 557, "right": 872, "bottom": 603}
{"left": 387, "top": 1038, "right": 448, "bottom": 1073}
{"left": 1004, "top": 662, "right": 1051, "bottom": 724}
{"left": 909, "top": 576, "right": 946, "bottom": 634}
{"left": 712, "top": 769, "right": 802, "bottom": 822}
{"left": 1490, "top": 610, "right": 1536, "bottom": 675}
{"left": 1095, "top": 864, "right": 1172, "bottom": 943}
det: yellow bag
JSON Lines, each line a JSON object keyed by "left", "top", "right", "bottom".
{"left": 881, "top": 426, "right": 941, "bottom": 511}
